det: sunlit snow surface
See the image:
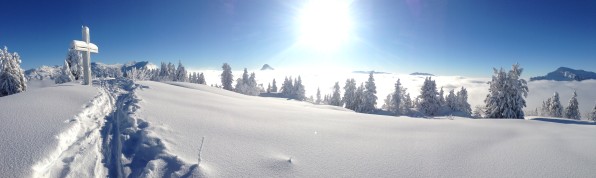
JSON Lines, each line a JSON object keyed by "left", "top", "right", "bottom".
{"left": 135, "top": 81, "right": 596, "bottom": 177}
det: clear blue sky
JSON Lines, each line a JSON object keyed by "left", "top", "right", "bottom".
{"left": 0, "top": 0, "right": 595, "bottom": 77}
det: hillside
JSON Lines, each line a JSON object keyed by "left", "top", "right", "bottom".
{"left": 1, "top": 79, "right": 596, "bottom": 177}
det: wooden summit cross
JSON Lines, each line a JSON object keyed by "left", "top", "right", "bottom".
{"left": 71, "top": 26, "right": 98, "bottom": 85}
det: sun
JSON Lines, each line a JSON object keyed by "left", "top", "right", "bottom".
{"left": 297, "top": 0, "right": 353, "bottom": 51}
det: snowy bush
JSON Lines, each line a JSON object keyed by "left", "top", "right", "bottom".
{"left": 0, "top": 47, "right": 27, "bottom": 97}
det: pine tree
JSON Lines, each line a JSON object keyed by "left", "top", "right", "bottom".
{"left": 456, "top": 87, "right": 472, "bottom": 115}
{"left": 342, "top": 78, "right": 357, "bottom": 110}
{"left": 589, "top": 103, "right": 596, "bottom": 121}
{"left": 281, "top": 77, "right": 293, "bottom": 97}
{"left": 65, "top": 49, "right": 83, "bottom": 80}
{"left": 403, "top": 93, "right": 413, "bottom": 114}
{"left": 271, "top": 79, "right": 278, "bottom": 92}
{"left": 484, "top": 64, "right": 528, "bottom": 119}
{"left": 55, "top": 60, "right": 75, "bottom": 84}
{"left": 438, "top": 87, "right": 445, "bottom": 108}
{"left": 389, "top": 79, "right": 404, "bottom": 114}
{"left": 418, "top": 77, "right": 440, "bottom": 116}
{"left": 329, "top": 82, "right": 342, "bottom": 106}
{"left": 221, "top": 63, "right": 234, "bottom": 91}
{"left": 316, "top": 87, "right": 321, "bottom": 104}
{"left": 550, "top": 92, "right": 563, "bottom": 117}
{"left": 198, "top": 73, "right": 206, "bottom": 84}
{"left": 293, "top": 76, "right": 306, "bottom": 100}
{"left": 445, "top": 89, "right": 457, "bottom": 111}
{"left": 361, "top": 72, "right": 377, "bottom": 113}
{"left": 354, "top": 83, "right": 365, "bottom": 112}
{"left": 267, "top": 83, "right": 271, "bottom": 93}
{"left": 0, "top": 47, "right": 27, "bottom": 96}
{"left": 564, "top": 91, "right": 581, "bottom": 120}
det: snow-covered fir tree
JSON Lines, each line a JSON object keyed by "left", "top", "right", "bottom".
{"left": 65, "top": 49, "right": 83, "bottom": 80}
{"left": 438, "top": 87, "right": 445, "bottom": 108}
{"left": 0, "top": 47, "right": 27, "bottom": 97}
{"left": 221, "top": 63, "right": 234, "bottom": 91}
{"left": 316, "top": 87, "right": 321, "bottom": 104}
{"left": 329, "top": 82, "right": 342, "bottom": 106}
{"left": 360, "top": 72, "right": 377, "bottom": 113}
{"left": 198, "top": 73, "right": 206, "bottom": 84}
{"left": 445, "top": 89, "right": 457, "bottom": 111}
{"left": 342, "top": 78, "right": 357, "bottom": 110}
{"left": 267, "top": 83, "right": 271, "bottom": 93}
{"left": 271, "top": 79, "right": 278, "bottom": 93}
{"left": 549, "top": 92, "right": 563, "bottom": 117}
{"left": 564, "top": 91, "right": 581, "bottom": 120}
{"left": 403, "top": 93, "right": 413, "bottom": 114}
{"left": 55, "top": 60, "right": 75, "bottom": 84}
{"left": 235, "top": 69, "right": 259, "bottom": 96}
{"left": 175, "top": 61, "right": 188, "bottom": 82}
{"left": 589, "top": 103, "right": 596, "bottom": 121}
{"left": 388, "top": 79, "right": 407, "bottom": 115}
{"left": 541, "top": 98, "right": 552, "bottom": 116}
{"left": 281, "top": 77, "right": 294, "bottom": 97}
{"left": 456, "top": 87, "right": 472, "bottom": 115}
{"left": 484, "top": 64, "right": 528, "bottom": 119}
{"left": 293, "top": 76, "right": 306, "bottom": 100}
{"left": 418, "top": 77, "right": 440, "bottom": 116}
{"left": 354, "top": 83, "right": 365, "bottom": 112}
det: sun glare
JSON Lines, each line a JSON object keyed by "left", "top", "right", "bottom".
{"left": 298, "top": 0, "right": 353, "bottom": 51}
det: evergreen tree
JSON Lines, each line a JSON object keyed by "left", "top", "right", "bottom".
{"left": 329, "top": 82, "right": 342, "bottom": 106}
{"left": 361, "top": 72, "right": 377, "bottom": 113}
{"left": 418, "top": 77, "right": 440, "bottom": 116}
{"left": 484, "top": 64, "right": 528, "bottom": 119}
{"left": 65, "top": 49, "right": 83, "bottom": 80}
{"left": 0, "top": 47, "right": 27, "bottom": 96}
{"left": 354, "top": 83, "right": 365, "bottom": 112}
{"left": 198, "top": 73, "right": 206, "bottom": 84}
{"left": 267, "top": 83, "right": 271, "bottom": 93}
{"left": 221, "top": 63, "right": 234, "bottom": 90}
{"left": 550, "top": 92, "right": 563, "bottom": 117}
{"left": 456, "top": 87, "right": 472, "bottom": 115}
{"left": 55, "top": 60, "right": 75, "bottom": 84}
{"left": 342, "top": 78, "right": 357, "bottom": 110}
{"left": 445, "top": 89, "right": 457, "bottom": 110}
{"left": 316, "top": 87, "right": 321, "bottom": 104}
{"left": 564, "top": 90, "right": 581, "bottom": 120}
{"left": 403, "top": 93, "right": 413, "bottom": 114}
{"left": 281, "top": 77, "right": 293, "bottom": 97}
{"left": 271, "top": 79, "right": 278, "bottom": 92}
{"left": 175, "top": 61, "right": 187, "bottom": 82}
{"left": 589, "top": 103, "right": 596, "bottom": 121}
{"left": 388, "top": 79, "right": 407, "bottom": 115}
{"left": 293, "top": 76, "right": 306, "bottom": 100}
{"left": 438, "top": 87, "right": 445, "bottom": 108}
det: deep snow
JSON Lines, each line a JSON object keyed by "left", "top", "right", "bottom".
{"left": 1, "top": 79, "right": 596, "bottom": 177}
{"left": 134, "top": 81, "right": 596, "bottom": 177}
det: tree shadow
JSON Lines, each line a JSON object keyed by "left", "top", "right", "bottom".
{"left": 531, "top": 118, "right": 596, "bottom": 125}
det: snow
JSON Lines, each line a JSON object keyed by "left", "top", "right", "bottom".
{"left": 133, "top": 81, "right": 596, "bottom": 177}
{"left": 0, "top": 82, "right": 100, "bottom": 178}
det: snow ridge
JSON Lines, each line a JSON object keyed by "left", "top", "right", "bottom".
{"left": 31, "top": 81, "right": 114, "bottom": 177}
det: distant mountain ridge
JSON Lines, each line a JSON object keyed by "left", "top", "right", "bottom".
{"left": 410, "top": 72, "right": 434, "bottom": 76}
{"left": 530, "top": 67, "right": 596, "bottom": 81}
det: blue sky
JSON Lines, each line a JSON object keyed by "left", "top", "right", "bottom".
{"left": 0, "top": 0, "right": 594, "bottom": 77}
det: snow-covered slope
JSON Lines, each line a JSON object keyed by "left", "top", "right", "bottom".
{"left": 0, "top": 83, "right": 102, "bottom": 178}
{"left": 133, "top": 81, "right": 596, "bottom": 177}
{"left": 530, "top": 67, "right": 596, "bottom": 81}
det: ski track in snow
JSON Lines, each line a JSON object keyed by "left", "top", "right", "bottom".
{"left": 31, "top": 79, "right": 195, "bottom": 178}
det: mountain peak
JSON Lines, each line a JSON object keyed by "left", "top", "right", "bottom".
{"left": 530, "top": 67, "right": 596, "bottom": 81}
{"left": 260, "top": 64, "right": 274, "bottom": 70}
